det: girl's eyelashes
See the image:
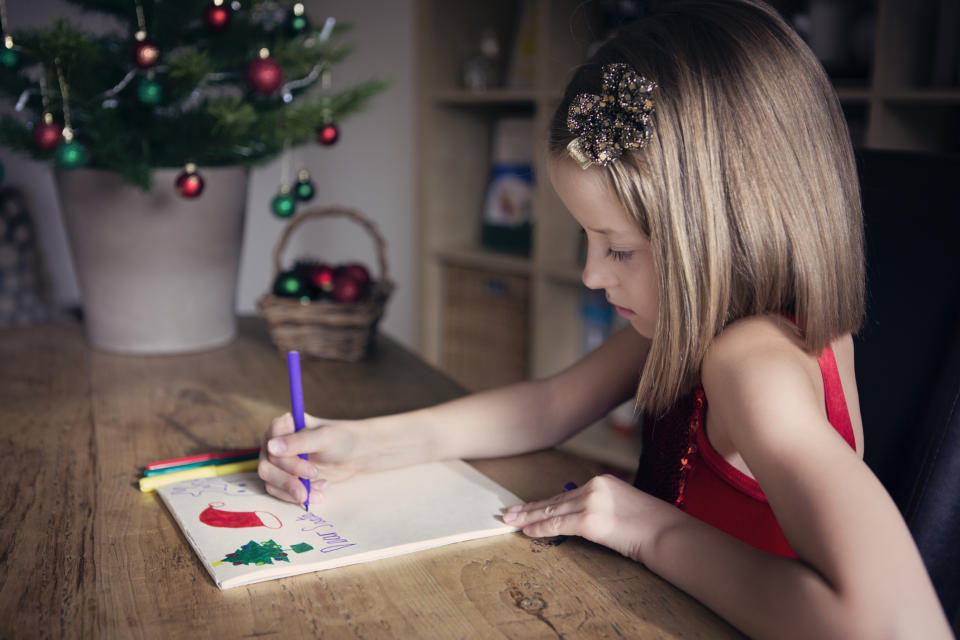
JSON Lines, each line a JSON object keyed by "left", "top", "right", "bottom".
{"left": 580, "top": 229, "right": 635, "bottom": 262}
{"left": 606, "top": 248, "right": 634, "bottom": 262}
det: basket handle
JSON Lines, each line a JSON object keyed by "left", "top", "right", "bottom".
{"left": 271, "top": 206, "right": 390, "bottom": 282}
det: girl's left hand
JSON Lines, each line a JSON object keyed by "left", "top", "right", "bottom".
{"left": 503, "top": 474, "right": 665, "bottom": 564}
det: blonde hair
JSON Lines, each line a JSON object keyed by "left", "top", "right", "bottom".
{"left": 550, "top": 0, "right": 865, "bottom": 414}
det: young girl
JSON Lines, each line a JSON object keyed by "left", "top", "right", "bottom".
{"left": 258, "top": 1, "right": 952, "bottom": 636}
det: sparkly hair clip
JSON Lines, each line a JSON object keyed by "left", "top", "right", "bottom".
{"left": 566, "top": 63, "right": 657, "bottom": 169}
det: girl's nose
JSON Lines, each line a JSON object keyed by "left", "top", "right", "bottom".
{"left": 581, "top": 248, "right": 615, "bottom": 290}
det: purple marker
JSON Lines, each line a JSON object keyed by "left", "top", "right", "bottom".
{"left": 286, "top": 351, "right": 310, "bottom": 511}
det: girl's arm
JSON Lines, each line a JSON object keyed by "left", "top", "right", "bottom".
{"left": 259, "top": 325, "right": 650, "bottom": 503}
{"left": 506, "top": 321, "right": 952, "bottom": 639}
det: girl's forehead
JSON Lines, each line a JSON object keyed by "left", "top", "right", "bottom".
{"left": 549, "top": 158, "right": 641, "bottom": 236}
{"left": 549, "top": 157, "right": 611, "bottom": 206}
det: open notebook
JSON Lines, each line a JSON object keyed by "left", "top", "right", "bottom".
{"left": 155, "top": 460, "right": 522, "bottom": 589}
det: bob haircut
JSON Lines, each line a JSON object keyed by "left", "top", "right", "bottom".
{"left": 549, "top": 0, "right": 865, "bottom": 414}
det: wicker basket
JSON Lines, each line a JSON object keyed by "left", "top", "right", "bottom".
{"left": 257, "top": 206, "right": 394, "bottom": 361}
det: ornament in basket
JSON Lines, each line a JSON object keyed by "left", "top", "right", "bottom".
{"left": 257, "top": 207, "right": 394, "bottom": 361}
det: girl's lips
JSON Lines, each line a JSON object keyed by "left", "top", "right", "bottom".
{"left": 606, "top": 294, "right": 635, "bottom": 317}
{"left": 613, "top": 304, "right": 635, "bottom": 318}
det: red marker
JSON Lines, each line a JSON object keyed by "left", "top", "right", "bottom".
{"left": 145, "top": 447, "right": 261, "bottom": 471}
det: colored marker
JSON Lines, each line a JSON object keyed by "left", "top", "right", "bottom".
{"left": 138, "top": 458, "right": 259, "bottom": 492}
{"left": 287, "top": 351, "right": 311, "bottom": 511}
{"left": 143, "top": 451, "right": 260, "bottom": 477}
{"left": 145, "top": 447, "right": 260, "bottom": 471}
{"left": 563, "top": 482, "right": 578, "bottom": 492}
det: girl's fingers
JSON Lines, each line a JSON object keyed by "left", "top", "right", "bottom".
{"left": 519, "top": 511, "right": 583, "bottom": 538}
{"left": 504, "top": 491, "right": 581, "bottom": 526}
{"left": 266, "top": 419, "right": 337, "bottom": 459}
{"left": 264, "top": 479, "right": 302, "bottom": 505}
{"left": 264, "top": 445, "right": 317, "bottom": 479}
{"left": 257, "top": 455, "right": 289, "bottom": 487}
{"left": 258, "top": 457, "right": 308, "bottom": 504}
{"left": 267, "top": 413, "right": 296, "bottom": 437}
{"left": 259, "top": 448, "right": 334, "bottom": 505}
{"left": 309, "top": 479, "right": 329, "bottom": 497}
{"left": 266, "top": 412, "right": 329, "bottom": 445}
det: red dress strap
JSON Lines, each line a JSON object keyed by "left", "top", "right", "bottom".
{"left": 816, "top": 344, "right": 856, "bottom": 451}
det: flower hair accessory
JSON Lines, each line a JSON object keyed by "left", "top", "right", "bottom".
{"left": 566, "top": 63, "right": 657, "bottom": 169}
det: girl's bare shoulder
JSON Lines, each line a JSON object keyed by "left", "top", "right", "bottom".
{"left": 703, "top": 314, "right": 814, "bottom": 377}
{"left": 701, "top": 314, "right": 827, "bottom": 434}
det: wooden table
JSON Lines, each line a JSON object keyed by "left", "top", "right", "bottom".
{"left": 0, "top": 318, "right": 741, "bottom": 639}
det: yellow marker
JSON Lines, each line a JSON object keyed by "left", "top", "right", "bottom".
{"left": 139, "top": 458, "right": 259, "bottom": 492}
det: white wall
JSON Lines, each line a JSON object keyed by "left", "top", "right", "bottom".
{"left": 1, "top": 0, "right": 418, "bottom": 350}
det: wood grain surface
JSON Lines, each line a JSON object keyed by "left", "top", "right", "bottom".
{"left": 0, "top": 318, "right": 742, "bottom": 639}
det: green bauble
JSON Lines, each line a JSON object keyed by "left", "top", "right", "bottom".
{"left": 287, "top": 3, "right": 310, "bottom": 35}
{"left": 136, "top": 77, "right": 163, "bottom": 105}
{"left": 273, "top": 270, "right": 306, "bottom": 297}
{"left": 294, "top": 178, "right": 315, "bottom": 201}
{"left": 0, "top": 47, "right": 21, "bottom": 69}
{"left": 271, "top": 192, "right": 297, "bottom": 218}
{"left": 288, "top": 14, "right": 309, "bottom": 33}
{"left": 54, "top": 140, "right": 88, "bottom": 169}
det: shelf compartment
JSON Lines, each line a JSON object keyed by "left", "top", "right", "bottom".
{"left": 422, "top": 0, "right": 531, "bottom": 94}
{"left": 530, "top": 278, "right": 585, "bottom": 379}
{"left": 540, "top": 261, "right": 583, "bottom": 286}
{"left": 434, "top": 245, "right": 532, "bottom": 275}
{"left": 441, "top": 264, "right": 531, "bottom": 391}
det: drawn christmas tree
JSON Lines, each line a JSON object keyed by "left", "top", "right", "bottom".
{"left": 213, "top": 539, "right": 314, "bottom": 566}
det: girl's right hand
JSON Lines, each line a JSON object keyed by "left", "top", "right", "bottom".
{"left": 257, "top": 412, "right": 361, "bottom": 505}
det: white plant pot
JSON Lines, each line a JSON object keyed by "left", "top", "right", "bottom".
{"left": 55, "top": 166, "right": 248, "bottom": 354}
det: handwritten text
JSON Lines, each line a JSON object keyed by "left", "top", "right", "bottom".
{"left": 296, "top": 512, "right": 356, "bottom": 553}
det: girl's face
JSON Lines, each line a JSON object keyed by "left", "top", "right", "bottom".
{"left": 549, "top": 158, "right": 659, "bottom": 338}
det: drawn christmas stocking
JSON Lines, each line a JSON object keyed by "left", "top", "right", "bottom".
{"left": 199, "top": 502, "right": 282, "bottom": 529}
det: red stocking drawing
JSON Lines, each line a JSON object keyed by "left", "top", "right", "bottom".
{"left": 199, "top": 502, "right": 282, "bottom": 529}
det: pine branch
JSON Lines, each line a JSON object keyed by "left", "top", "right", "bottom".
{"left": 0, "top": 3, "right": 386, "bottom": 186}
{"left": 0, "top": 116, "right": 35, "bottom": 152}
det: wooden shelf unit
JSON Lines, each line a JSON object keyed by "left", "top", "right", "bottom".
{"left": 415, "top": 0, "right": 959, "bottom": 470}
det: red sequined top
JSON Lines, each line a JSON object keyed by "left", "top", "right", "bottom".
{"left": 633, "top": 344, "right": 856, "bottom": 558}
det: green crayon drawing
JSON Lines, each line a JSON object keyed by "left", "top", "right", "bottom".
{"left": 213, "top": 539, "right": 314, "bottom": 566}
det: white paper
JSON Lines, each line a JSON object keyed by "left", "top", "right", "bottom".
{"left": 155, "top": 460, "right": 522, "bottom": 589}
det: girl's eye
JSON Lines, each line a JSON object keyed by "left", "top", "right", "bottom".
{"left": 606, "top": 248, "right": 634, "bottom": 262}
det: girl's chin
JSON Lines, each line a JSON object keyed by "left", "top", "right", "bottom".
{"left": 627, "top": 316, "right": 655, "bottom": 339}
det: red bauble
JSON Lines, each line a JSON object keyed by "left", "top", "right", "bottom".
{"left": 247, "top": 56, "right": 284, "bottom": 94}
{"left": 33, "top": 121, "right": 63, "bottom": 151}
{"left": 339, "top": 263, "right": 371, "bottom": 291}
{"left": 332, "top": 272, "right": 364, "bottom": 303}
{"left": 204, "top": 3, "right": 231, "bottom": 30}
{"left": 309, "top": 264, "right": 336, "bottom": 293}
{"left": 175, "top": 167, "right": 205, "bottom": 198}
{"left": 317, "top": 123, "right": 340, "bottom": 146}
{"left": 131, "top": 39, "right": 161, "bottom": 69}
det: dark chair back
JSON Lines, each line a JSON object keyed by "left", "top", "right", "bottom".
{"left": 853, "top": 149, "right": 960, "bottom": 618}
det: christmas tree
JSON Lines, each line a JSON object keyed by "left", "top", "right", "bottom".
{"left": 212, "top": 539, "right": 314, "bottom": 566}
{"left": 0, "top": 0, "right": 386, "bottom": 190}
